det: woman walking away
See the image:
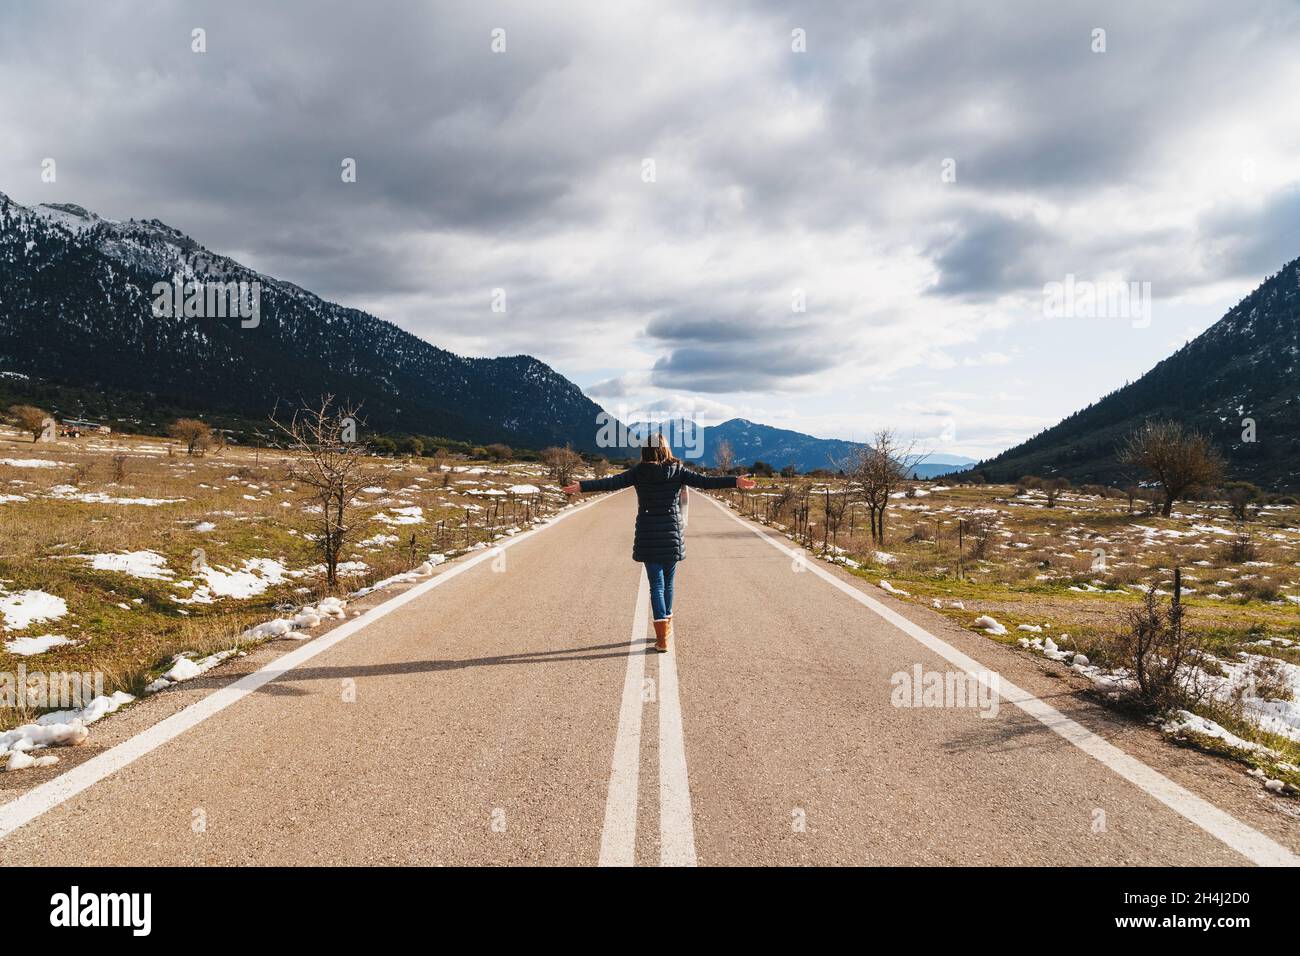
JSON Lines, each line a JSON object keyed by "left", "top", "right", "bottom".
{"left": 562, "top": 435, "right": 755, "bottom": 653}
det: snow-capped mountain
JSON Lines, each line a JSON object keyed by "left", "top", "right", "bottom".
{"left": 0, "top": 192, "right": 609, "bottom": 450}
{"left": 977, "top": 255, "right": 1300, "bottom": 488}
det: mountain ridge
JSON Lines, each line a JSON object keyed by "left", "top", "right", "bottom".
{"left": 975, "top": 254, "right": 1300, "bottom": 488}
{"left": 0, "top": 193, "right": 611, "bottom": 452}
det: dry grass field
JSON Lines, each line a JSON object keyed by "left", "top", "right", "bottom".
{"left": 0, "top": 426, "right": 566, "bottom": 730}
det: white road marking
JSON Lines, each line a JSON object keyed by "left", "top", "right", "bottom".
{"left": 598, "top": 573, "right": 650, "bottom": 867}
{"left": 702, "top": 493, "right": 1300, "bottom": 868}
{"left": 657, "top": 631, "right": 698, "bottom": 866}
{"left": 0, "top": 493, "right": 613, "bottom": 842}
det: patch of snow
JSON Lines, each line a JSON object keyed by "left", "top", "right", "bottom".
{"left": 4, "top": 633, "right": 75, "bottom": 656}
{"left": 80, "top": 550, "right": 174, "bottom": 580}
{"left": 0, "top": 589, "right": 68, "bottom": 631}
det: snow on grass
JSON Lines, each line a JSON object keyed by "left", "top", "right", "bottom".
{"left": 3, "top": 633, "right": 75, "bottom": 656}
{"left": 0, "top": 589, "right": 68, "bottom": 631}
{"left": 172, "top": 558, "right": 289, "bottom": 604}
{"left": 80, "top": 550, "right": 174, "bottom": 580}
{"left": 0, "top": 458, "right": 67, "bottom": 468}
{"left": 973, "top": 614, "right": 1006, "bottom": 635}
{"left": 47, "top": 485, "right": 183, "bottom": 506}
{"left": 373, "top": 505, "right": 424, "bottom": 525}
{"left": 879, "top": 580, "right": 910, "bottom": 597}
{"left": 506, "top": 484, "right": 541, "bottom": 494}
{"left": 1162, "top": 710, "right": 1277, "bottom": 756}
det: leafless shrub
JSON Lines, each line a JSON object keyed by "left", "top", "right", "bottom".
{"left": 1224, "top": 482, "right": 1261, "bottom": 521}
{"left": 964, "top": 519, "right": 992, "bottom": 560}
{"left": 1219, "top": 529, "right": 1257, "bottom": 564}
{"left": 169, "top": 418, "right": 213, "bottom": 456}
{"left": 270, "top": 396, "right": 370, "bottom": 590}
{"left": 541, "top": 445, "right": 582, "bottom": 486}
{"left": 1115, "top": 572, "right": 1207, "bottom": 712}
{"left": 1044, "top": 477, "right": 1069, "bottom": 507}
{"left": 111, "top": 454, "right": 127, "bottom": 482}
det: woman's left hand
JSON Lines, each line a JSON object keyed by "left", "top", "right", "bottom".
{"left": 736, "top": 476, "right": 757, "bottom": 490}
{"left": 561, "top": 483, "right": 581, "bottom": 495}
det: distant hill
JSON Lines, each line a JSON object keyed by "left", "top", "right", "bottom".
{"left": 625, "top": 418, "right": 975, "bottom": 475}
{"left": 976, "top": 255, "right": 1300, "bottom": 489}
{"left": 0, "top": 192, "right": 611, "bottom": 451}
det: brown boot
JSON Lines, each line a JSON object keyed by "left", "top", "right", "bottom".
{"left": 653, "top": 618, "right": 669, "bottom": 653}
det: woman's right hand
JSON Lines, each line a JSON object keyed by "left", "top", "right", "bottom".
{"left": 561, "top": 483, "right": 581, "bottom": 495}
{"left": 736, "top": 475, "right": 757, "bottom": 490}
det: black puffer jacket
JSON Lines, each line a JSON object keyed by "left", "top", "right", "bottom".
{"left": 579, "top": 461, "right": 737, "bottom": 563}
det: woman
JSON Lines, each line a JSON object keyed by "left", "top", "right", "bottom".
{"left": 562, "top": 435, "right": 756, "bottom": 652}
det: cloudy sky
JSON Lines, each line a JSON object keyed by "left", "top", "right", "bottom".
{"left": 3, "top": 0, "right": 1299, "bottom": 458}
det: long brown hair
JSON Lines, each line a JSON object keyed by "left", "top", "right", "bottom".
{"left": 640, "top": 433, "right": 676, "bottom": 464}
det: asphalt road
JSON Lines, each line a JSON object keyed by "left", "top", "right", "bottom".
{"left": 1, "top": 489, "right": 1297, "bottom": 866}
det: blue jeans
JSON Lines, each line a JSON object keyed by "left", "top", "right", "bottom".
{"left": 645, "top": 561, "right": 677, "bottom": 620}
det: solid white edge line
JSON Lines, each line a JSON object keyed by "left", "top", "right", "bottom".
{"left": 597, "top": 573, "right": 650, "bottom": 867}
{"left": 702, "top": 492, "right": 1300, "bottom": 868}
{"left": 0, "top": 492, "right": 616, "bottom": 842}
{"left": 657, "top": 625, "right": 698, "bottom": 867}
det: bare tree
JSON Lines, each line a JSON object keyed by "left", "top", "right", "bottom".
{"left": 843, "top": 429, "right": 922, "bottom": 545}
{"left": 9, "top": 404, "right": 50, "bottom": 442}
{"left": 1043, "top": 476, "right": 1069, "bottom": 507}
{"left": 271, "top": 396, "right": 370, "bottom": 590}
{"left": 1118, "top": 420, "right": 1223, "bottom": 518}
{"left": 1115, "top": 569, "right": 1206, "bottom": 711}
{"left": 541, "top": 445, "right": 582, "bottom": 486}
{"left": 485, "top": 443, "right": 512, "bottom": 462}
{"left": 1224, "top": 481, "right": 1260, "bottom": 521}
{"left": 169, "top": 418, "right": 213, "bottom": 456}
{"left": 714, "top": 439, "right": 735, "bottom": 475}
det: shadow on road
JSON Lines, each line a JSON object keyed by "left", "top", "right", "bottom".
{"left": 250, "top": 640, "right": 654, "bottom": 694}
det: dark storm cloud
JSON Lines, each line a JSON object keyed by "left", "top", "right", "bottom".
{"left": 651, "top": 345, "right": 835, "bottom": 393}
{"left": 928, "top": 213, "right": 1050, "bottom": 296}
{"left": 642, "top": 308, "right": 839, "bottom": 392}
{"left": 1, "top": 0, "right": 1299, "bottom": 398}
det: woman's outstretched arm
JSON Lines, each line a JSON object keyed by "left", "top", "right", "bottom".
{"left": 680, "top": 469, "right": 756, "bottom": 490}
{"left": 562, "top": 466, "right": 636, "bottom": 495}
